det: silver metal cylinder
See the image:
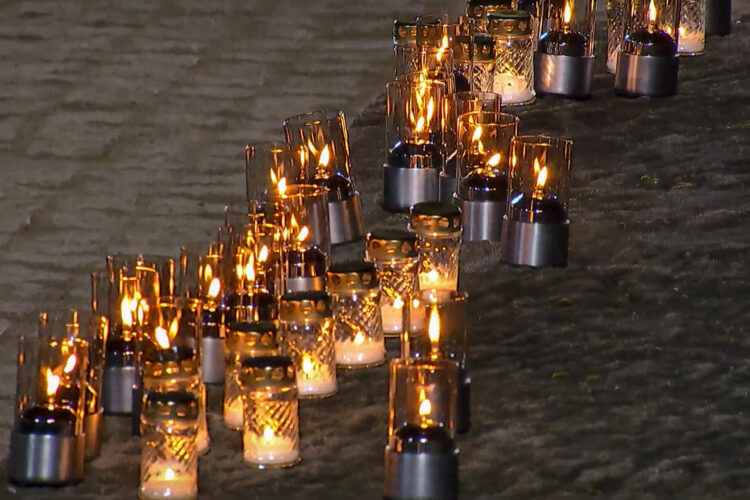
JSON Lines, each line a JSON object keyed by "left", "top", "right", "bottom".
{"left": 102, "top": 365, "right": 136, "bottom": 415}
{"left": 383, "top": 164, "right": 439, "bottom": 212}
{"left": 8, "top": 431, "right": 85, "bottom": 486}
{"left": 438, "top": 172, "right": 457, "bottom": 205}
{"left": 500, "top": 217, "right": 570, "bottom": 268}
{"left": 461, "top": 199, "right": 506, "bottom": 242}
{"left": 383, "top": 445, "right": 459, "bottom": 500}
{"left": 84, "top": 409, "right": 103, "bottom": 460}
{"left": 614, "top": 52, "right": 679, "bottom": 97}
{"left": 285, "top": 276, "right": 326, "bottom": 293}
{"left": 535, "top": 53, "right": 594, "bottom": 98}
{"left": 202, "top": 336, "right": 226, "bottom": 385}
{"left": 329, "top": 193, "right": 365, "bottom": 245}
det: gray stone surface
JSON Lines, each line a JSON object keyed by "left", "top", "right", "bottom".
{"left": 2, "top": 0, "right": 750, "bottom": 498}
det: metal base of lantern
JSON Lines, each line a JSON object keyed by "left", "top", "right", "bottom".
{"left": 84, "top": 409, "right": 103, "bottom": 460}
{"left": 285, "top": 276, "right": 326, "bottom": 293}
{"left": 457, "top": 373, "right": 471, "bottom": 435}
{"left": 534, "top": 53, "right": 594, "bottom": 99}
{"left": 462, "top": 199, "right": 506, "bottom": 242}
{"left": 500, "top": 217, "right": 569, "bottom": 268}
{"left": 329, "top": 194, "right": 365, "bottom": 245}
{"left": 614, "top": 52, "right": 679, "bottom": 97}
{"left": 706, "top": 0, "right": 732, "bottom": 36}
{"left": 202, "top": 336, "right": 226, "bottom": 385}
{"left": 383, "top": 164, "right": 440, "bottom": 212}
{"left": 8, "top": 431, "right": 85, "bottom": 486}
{"left": 439, "top": 173, "right": 457, "bottom": 204}
{"left": 102, "top": 365, "right": 136, "bottom": 415}
{"left": 383, "top": 445, "right": 459, "bottom": 500}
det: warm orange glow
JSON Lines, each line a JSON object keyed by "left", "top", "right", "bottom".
{"left": 418, "top": 389, "right": 432, "bottom": 418}
{"left": 471, "top": 125, "right": 483, "bottom": 143}
{"left": 297, "top": 225, "right": 309, "bottom": 242}
{"left": 258, "top": 245, "right": 269, "bottom": 263}
{"left": 63, "top": 354, "right": 77, "bottom": 374}
{"left": 435, "top": 34, "right": 449, "bottom": 61}
{"left": 563, "top": 1, "right": 573, "bottom": 25}
{"left": 415, "top": 116, "right": 425, "bottom": 133}
{"left": 277, "top": 177, "right": 288, "bottom": 196}
{"left": 353, "top": 331, "right": 365, "bottom": 345}
{"left": 487, "top": 153, "right": 501, "bottom": 168}
{"left": 155, "top": 326, "right": 171, "bottom": 349}
{"left": 302, "top": 355, "right": 314, "bottom": 374}
{"left": 45, "top": 368, "right": 60, "bottom": 397}
{"left": 426, "top": 269, "right": 440, "bottom": 283}
{"left": 306, "top": 138, "right": 318, "bottom": 156}
{"left": 208, "top": 277, "right": 221, "bottom": 298}
{"left": 245, "top": 258, "right": 255, "bottom": 282}
{"left": 393, "top": 296, "right": 404, "bottom": 309}
{"left": 426, "top": 97, "right": 435, "bottom": 123}
{"left": 121, "top": 297, "right": 133, "bottom": 327}
{"left": 648, "top": 0, "right": 657, "bottom": 23}
{"left": 536, "top": 166, "right": 548, "bottom": 189}
{"left": 169, "top": 318, "right": 179, "bottom": 338}
{"left": 164, "top": 468, "right": 175, "bottom": 481}
{"left": 428, "top": 306, "right": 440, "bottom": 344}
{"left": 263, "top": 426, "right": 275, "bottom": 441}
{"left": 318, "top": 144, "right": 330, "bottom": 168}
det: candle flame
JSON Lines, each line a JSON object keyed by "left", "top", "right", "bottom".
{"left": 245, "top": 259, "right": 255, "bottom": 282}
{"left": 487, "top": 153, "right": 501, "bottom": 168}
{"left": 318, "top": 145, "right": 330, "bottom": 168}
{"left": 428, "top": 306, "right": 440, "bottom": 344}
{"left": 353, "top": 331, "right": 365, "bottom": 345}
{"left": 435, "top": 34, "right": 449, "bottom": 61}
{"left": 471, "top": 125, "right": 483, "bottom": 143}
{"left": 63, "top": 354, "right": 77, "bottom": 374}
{"left": 393, "top": 296, "right": 404, "bottom": 309}
{"left": 155, "top": 326, "right": 171, "bottom": 349}
{"left": 302, "top": 355, "right": 314, "bottom": 374}
{"left": 121, "top": 297, "right": 133, "bottom": 327}
{"left": 563, "top": 1, "right": 573, "bottom": 24}
{"left": 263, "top": 426, "right": 275, "bottom": 441}
{"left": 208, "top": 277, "right": 221, "bottom": 298}
{"left": 536, "top": 166, "right": 548, "bottom": 189}
{"left": 426, "top": 97, "right": 435, "bottom": 124}
{"left": 306, "top": 138, "right": 318, "bottom": 156}
{"left": 277, "top": 177, "right": 287, "bottom": 196}
{"left": 45, "top": 368, "right": 60, "bottom": 396}
{"left": 418, "top": 389, "right": 432, "bottom": 417}
{"left": 164, "top": 468, "right": 175, "bottom": 481}
{"left": 297, "top": 225, "right": 309, "bottom": 242}
{"left": 415, "top": 116, "right": 425, "bottom": 133}
{"left": 648, "top": 0, "right": 657, "bottom": 23}
{"left": 426, "top": 269, "right": 439, "bottom": 284}
{"left": 258, "top": 245, "right": 269, "bottom": 263}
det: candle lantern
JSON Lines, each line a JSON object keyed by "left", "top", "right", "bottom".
{"left": 139, "top": 391, "right": 199, "bottom": 500}
{"left": 141, "top": 297, "right": 210, "bottom": 455}
{"left": 441, "top": 91, "right": 502, "bottom": 203}
{"left": 283, "top": 110, "right": 365, "bottom": 245}
{"left": 677, "top": 0, "right": 705, "bottom": 54}
{"left": 279, "top": 292, "right": 338, "bottom": 398}
{"left": 409, "top": 202, "right": 462, "bottom": 292}
{"left": 233, "top": 222, "right": 285, "bottom": 301}
{"left": 237, "top": 356, "right": 301, "bottom": 468}
{"left": 269, "top": 185, "right": 330, "bottom": 293}
{"left": 457, "top": 111, "right": 519, "bottom": 242}
{"left": 705, "top": 0, "right": 731, "bottom": 36}
{"left": 614, "top": 0, "right": 681, "bottom": 97}
{"left": 393, "top": 20, "right": 419, "bottom": 77}
{"left": 244, "top": 142, "right": 304, "bottom": 201}
{"left": 406, "top": 291, "right": 471, "bottom": 433}
{"left": 327, "top": 262, "right": 386, "bottom": 369}
{"left": 8, "top": 323, "right": 87, "bottom": 485}
{"left": 365, "top": 230, "right": 420, "bottom": 338}
{"left": 384, "top": 77, "right": 446, "bottom": 212}
{"left": 535, "top": 0, "right": 596, "bottom": 98}
{"left": 440, "top": 17, "right": 476, "bottom": 93}
{"left": 467, "top": 0, "right": 514, "bottom": 33}
{"left": 470, "top": 35, "right": 496, "bottom": 93}
{"left": 489, "top": 11, "right": 536, "bottom": 105}
{"left": 384, "top": 358, "right": 459, "bottom": 500}
{"left": 606, "top": 0, "right": 625, "bottom": 72}
{"left": 500, "top": 135, "right": 572, "bottom": 267}
{"left": 223, "top": 321, "right": 280, "bottom": 430}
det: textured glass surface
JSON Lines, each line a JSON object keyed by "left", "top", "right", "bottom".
{"left": 223, "top": 368, "right": 243, "bottom": 430}
{"left": 493, "top": 38, "right": 535, "bottom": 105}
{"left": 606, "top": 0, "right": 625, "bottom": 73}
{"left": 139, "top": 419, "right": 198, "bottom": 500}
{"left": 281, "top": 320, "right": 337, "bottom": 398}
{"left": 374, "top": 258, "right": 419, "bottom": 337}
{"left": 243, "top": 392, "right": 300, "bottom": 468}
{"left": 332, "top": 289, "right": 385, "bottom": 368}
{"left": 418, "top": 236, "right": 461, "bottom": 291}
{"left": 472, "top": 61, "right": 495, "bottom": 93}
{"left": 678, "top": 0, "right": 706, "bottom": 55}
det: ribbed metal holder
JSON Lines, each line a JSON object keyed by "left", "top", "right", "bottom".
{"left": 383, "top": 164, "right": 440, "bottom": 212}
{"left": 383, "top": 445, "right": 459, "bottom": 500}
{"left": 500, "top": 217, "right": 569, "bottom": 268}
{"left": 439, "top": 173, "right": 457, "bottom": 205}
{"left": 461, "top": 199, "right": 506, "bottom": 242}
{"left": 102, "top": 365, "right": 136, "bottom": 415}
{"left": 706, "top": 0, "right": 732, "bottom": 36}
{"left": 84, "top": 409, "right": 103, "bottom": 460}
{"left": 329, "top": 194, "right": 365, "bottom": 245}
{"left": 614, "top": 52, "right": 679, "bottom": 97}
{"left": 8, "top": 431, "right": 85, "bottom": 486}
{"left": 457, "top": 373, "right": 471, "bottom": 435}
{"left": 285, "top": 276, "right": 326, "bottom": 293}
{"left": 535, "top": 53, "right": 594, "bottom": 99}
{"left": 202, "top": 336, "right": 226, "bottom": 385}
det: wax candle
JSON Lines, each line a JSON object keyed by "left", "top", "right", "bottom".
{"left": 381, "top": 299, "right": 405, "bottom": 334}
{"left": 296, "top": 357, "right": 337, "bottom": 397}
{"left": 139, "top": 462, "right": 197, "bottom": 500}
{"left": 677, "top": 30, "right": 704, "bottom": 53}
{"left": 243, "top": 426, "right": 300, "bottom": 467}
{"left": 493, "top": 73, "right": 534, "bottom": 105}
{"left": 224, "top": 397, "right": 244, "bottom": 430}
{"left": 335, "top": 332, "right": 386, "bottom": 366}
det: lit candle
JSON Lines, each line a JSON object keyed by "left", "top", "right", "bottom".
{"left": 335, "top": 331, "right": 385, "bottom": 366}
{"left": 224, "top": 397, "right": 243, "bottom": 430}
{"left": 677, "top": 26, "right": 704, "bottom": 54}
{"left": 493, "top": 73, "right": 534, "bottom": 105}
{"left": 419, "top": 268, "right": 457, "bottom": 291}
{"left": 139, "top": 462, "right": 197, "bottom": 500}
{"left": 243, "top": 426, "right": 300, "bottom": 467}
{"left": 381, "top": 296, "right": 405, "bottom": 334}
{"left": 296, "top": 354, "right": 337, "bottom": 397}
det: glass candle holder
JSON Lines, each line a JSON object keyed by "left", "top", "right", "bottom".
{"left": 269, "top": 184, "right": 330, "bottom": 293}
{"left": 283, "top": 109, "right": 365, "bottom": 245}
{"left": 245, "top": 142, "right": 305, "bottom": 200}
{"left": 237, "top": 356, "right": 301, "bottom": 468}
{"left": 467, "top": 0, "right": 514, "bottom": 33}
{"left": 327, "top": 262, "right": 385, "bottom": 369}
{"left": 224, "top": 200, "right": 269, "bottom": 237}
{"left": 488, "top": 11, "right": 536, "bottom": 105}
{"left": 409, "top": 202, "right": 463, "bottom": 292}
{"left": 139, "top": 391, "right": 199, "bottom": 500}
{"left": 279, "top": 292, "right": 338, "bottom": 398}
{"left": 677, "top": 0, "right": 705, "bottom": 55}
{"left": 501, "top": 135, "right": 572, "bottom": 267}
{"left": 236, "top": 222, "right": 285, "bottom": 297}
{"left": 614, "top": 0, "right": 681, "bottom": 97}
{"left": 141, "top": 297, "right": 210, "bottom": 455}
{"left": 606, "top": 0, "right": 626, "bottom": 72}
{"left": 440, "top": 16, "right": 476, "bottom": 93}
{"left": 535, "top": 0, "right": 596, "bottom": 98}
{"left": 8, "top": 323, "right": 87, "bottom": 485}
{"left": 365, "top": 230, "right": 420, "bottom": 338}
{"left": 223, "top": 321, "right": 280, "bottom": 430}
{"left": 393, "top": 19, "right": 419, "bottom": 77}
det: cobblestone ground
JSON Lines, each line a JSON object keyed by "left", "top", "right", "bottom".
{"left": 2, "top": 0, "right": 750, "bottom": 499}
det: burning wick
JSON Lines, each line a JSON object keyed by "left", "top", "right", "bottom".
{"left": 155, "top": 327, "right": 171, "bottom": 349}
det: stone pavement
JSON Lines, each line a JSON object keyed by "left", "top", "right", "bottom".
{"left": 2, "top": 0, "right": 750, "bottom": 498}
